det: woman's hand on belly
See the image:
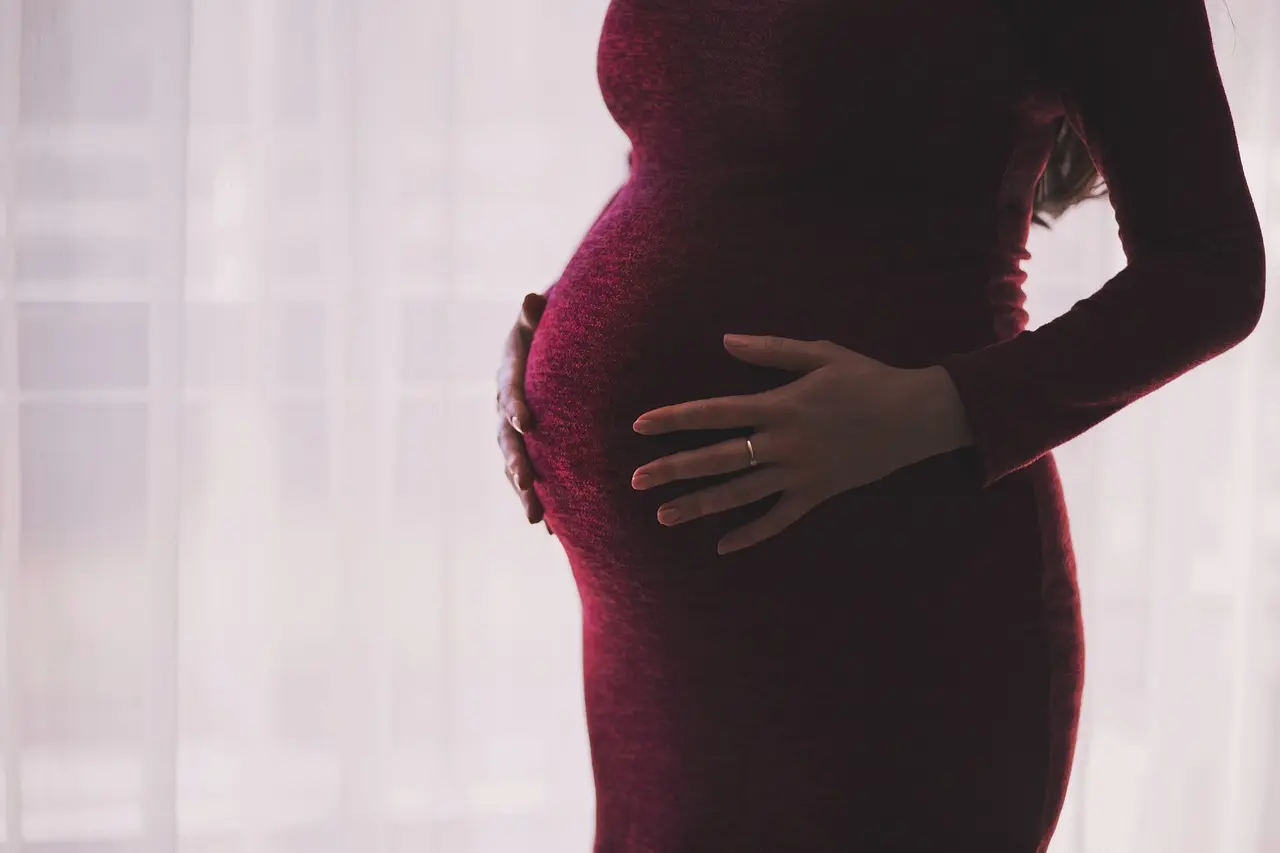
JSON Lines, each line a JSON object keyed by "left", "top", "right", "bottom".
{"left": 629, "top": 334, "right": 974, "bottom": 555}
{"left": 495, "top": 292, "right": 554, "bottom": 536}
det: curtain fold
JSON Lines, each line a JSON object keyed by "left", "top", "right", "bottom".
{"left": 0, "top": 1, "right": 1275, "bottom": 851}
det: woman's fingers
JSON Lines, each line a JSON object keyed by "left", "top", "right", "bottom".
{"left": 496, "top": 415, "right": 533, "bottom": 488}
{"left": 496, "top": 416, "right": 544, "bottom": 523}
{"left": 654, "top": 467, "right": 787, "bottom": 526}
{"left": 496, "top": 328, "right": 534, "bottom": 434}
{"left": 633, "top": 393, "right": 767, "bottom": 435}
{"left": 520, "top": 291, "right": 548, "bottom": 328}
{"left": 496, "top": 292, "right": 546, "bottom": 435}
{"left": 716, "top": 491, "right": 812, "bottom": 554}
{"left": 632, "top": 433, "right": 768, "bottom": 490}
{"left": 522, "top": 490, "right": 545, "bottom": 525}
{"left": 495, "top": 291, "right": 550, "bottom": 524}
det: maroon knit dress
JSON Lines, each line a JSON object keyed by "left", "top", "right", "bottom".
{"left": 521, "top": 0, "right": 1265, "bottom": 849}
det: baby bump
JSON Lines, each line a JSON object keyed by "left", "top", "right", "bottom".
{"left": 522, "top": 272, "right": 783, "bottom": 574}
{"left": 521, "top": 187, "right": 1001, "bottom": 571}
{"left": 522, "top": 290, "right": 992, "bottom": 591}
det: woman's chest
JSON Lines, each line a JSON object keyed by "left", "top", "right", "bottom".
{"left": 596, "top": 0, "right": 1035, "bottom": 149}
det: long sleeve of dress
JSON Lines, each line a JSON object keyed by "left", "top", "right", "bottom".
{"left": 938, "top": 0, "right": 1266, "bottom": 488}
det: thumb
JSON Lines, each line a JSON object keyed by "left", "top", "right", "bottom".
{"left": 723, "top": 335, "right": 840, "bottom": 372}
{"left": 521, "top": 292, "right": 548, "bottom": 328}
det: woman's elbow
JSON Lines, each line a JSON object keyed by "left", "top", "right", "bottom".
{"left": 1225, "top": 243, "right": 1266, "bottom": 345}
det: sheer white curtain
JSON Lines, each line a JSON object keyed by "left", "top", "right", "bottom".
{"left": 0, "top": 1, "right": 1275, "bottom": 851}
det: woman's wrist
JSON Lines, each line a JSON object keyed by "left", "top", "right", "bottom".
{"left": 906, "top": 365, "right": 975, "bottom": 458}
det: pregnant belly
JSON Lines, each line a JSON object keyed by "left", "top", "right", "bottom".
{"left": 522, "top": 181, "right": 1000, "bottom": 568}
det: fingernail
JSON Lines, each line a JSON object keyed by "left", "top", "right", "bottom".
{"left": 631, "top": 472, "right": 652, "bottom": 490}
{"left": 510, "top": 414, "right": 524, "bottom": 434}
{"left": 632, "top": 418, "right": 652, "bottom": 433}
{"left": 724, "top": 334, "right": 750, "bottom": 348}
{"left": 657, "top": 506, "right": 682, "bottom": 525}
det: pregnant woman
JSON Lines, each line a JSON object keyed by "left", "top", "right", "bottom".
{"left": 496, "top": 0, "right": 1265, "bottom": 849}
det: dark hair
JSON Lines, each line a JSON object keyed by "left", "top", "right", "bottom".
{"left": 1031, "top": 116, "right": 1108, "bottom": 228}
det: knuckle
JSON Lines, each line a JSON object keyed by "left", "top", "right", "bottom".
{"left": 774, "top": 431, "right": 802, "bottom": 457}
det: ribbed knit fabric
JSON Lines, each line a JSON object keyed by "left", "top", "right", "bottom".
{"left": 521, "top": 1, "right": 1264, "bottom": 850}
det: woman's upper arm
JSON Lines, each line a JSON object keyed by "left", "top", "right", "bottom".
{"left": 937, "top": 0, "right": 1265, "bottom": 488}
{"left": 1031, "top": 0, "right": 1265, "bottom": 278}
